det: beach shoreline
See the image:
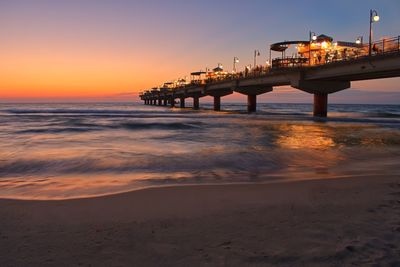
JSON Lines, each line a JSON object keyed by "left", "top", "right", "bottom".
{"left": 1, "top": 175, "right": 399, "bottom": 266}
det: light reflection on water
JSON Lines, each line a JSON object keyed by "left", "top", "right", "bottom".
{"left": 0, "top": 102, "right": 399, "bottom": 200}
{"left": 276, "top": 124, "right": 336, "bottom": 149}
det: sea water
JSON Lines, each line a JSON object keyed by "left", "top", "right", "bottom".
{"left": 0, "top": 102, "right": 399, "bottom": 200}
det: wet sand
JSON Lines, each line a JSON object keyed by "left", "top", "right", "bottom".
{"left": 0, "top": 176, "right": 400, "bottom": 266}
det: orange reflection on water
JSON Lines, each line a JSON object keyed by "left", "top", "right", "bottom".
{"left": 274, "top": 123, "right": 347, "bottom": 178}
{"left": 276, "top": 124, "right": 336, "bottom": 150}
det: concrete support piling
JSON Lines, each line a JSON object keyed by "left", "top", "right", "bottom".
{"left": 313, "top": 93, "right": 328, "bottom": 117}
{"left": 213, "top": 96, "right": 221, "bottom": 111}
{"left": 158, "top": 99, "right": 162, "bottom": 106}
{"left": 193, "top": 96, "right": 200, "bottom": 110}
{"left": 170, "top": 98, "right": 175, "bottom": 108}
{"left": 180, "top": 98, "right": 185, "bottom": 108}
{"left": 247, "top": 95, "right": 257, "bottom": 113}
{"left": 235, "top": 86, "right": 271, "bottom": 113}
{"left": 163, "top": 98, "right": 167, "bottom": 106}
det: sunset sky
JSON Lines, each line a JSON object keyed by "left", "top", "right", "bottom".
{"left": 0, "top": 0, "right": 399, "bottom": 103}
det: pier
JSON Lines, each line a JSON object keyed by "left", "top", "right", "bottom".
{"left": 140, "top": 35, "right": 400, "bottom": 117}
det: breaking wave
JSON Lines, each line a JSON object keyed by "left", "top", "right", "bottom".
{"left": 1, "top": 102, "right": 400, "bottom": 199}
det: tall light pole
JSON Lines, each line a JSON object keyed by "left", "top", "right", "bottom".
{"left": 269, "top": 46, "right": 272, "bottom": 67}
{"left": 369, "top": 9, "right": 380, "bottom": 56}
{"left": 309, "top": 31, "right": 317, "bottom": 66}
{"left": 233, "top": 57, "right": 239, "bottom": 73}
{"left": 254, "top": 50, "right": 260, "bottom": 68}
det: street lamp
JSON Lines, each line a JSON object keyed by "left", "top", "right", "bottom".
{"left": 254, "top": 50, "right": 260, "bottom": 68}
{"left": 369, "top": 9, "right": 380, "bottom": 56}
{"left": 233, "top": 57, "right": 239, "bottom": 73}
{"left": 309, "top": 31, "right": 317, "bottom": 65}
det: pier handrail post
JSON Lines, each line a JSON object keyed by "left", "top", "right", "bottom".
{"left": 398, "top": 36, "right": 400, "bottom": 53}
{"left": 254, "top": 50, "right": 260, "bottom": 69}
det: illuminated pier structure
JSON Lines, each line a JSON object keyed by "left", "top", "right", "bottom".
{"left": 140, "top": 35, "right": 400, "bottom": 117}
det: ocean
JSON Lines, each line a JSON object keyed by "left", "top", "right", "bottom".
{"left": 0, "top": 102, "right": 400, "bottom": 200}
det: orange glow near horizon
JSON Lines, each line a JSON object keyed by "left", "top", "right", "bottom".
{"left": 0, "top": 27, "right": 201, "bottom": 100}
{"left": 0, "top": 44, "right": 186, "bottom": 99}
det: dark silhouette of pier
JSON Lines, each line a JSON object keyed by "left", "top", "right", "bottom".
{"left": 140, "top": 36, "right": 400, "bottom": 117}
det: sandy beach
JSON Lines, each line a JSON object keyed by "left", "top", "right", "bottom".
{"left": 0, "top": 175, "right": 399, "bottom": 266}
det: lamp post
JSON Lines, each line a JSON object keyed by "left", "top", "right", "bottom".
{"left": 269, "top": 46, "right": 272, "bottom": 68}
{"left": 254, "top": 50, "right": 260, "bottom": 68}
{"left": 369, "top": 9, "right": 380, "bottom": 56}
{"left": 309, "top": 31, "right": 317, "bottom": 65}
{"left": 233, "top": 57, "right": 239, "bottom": 73}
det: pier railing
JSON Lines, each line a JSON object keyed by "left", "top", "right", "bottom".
{"left": 368, "top": 36, "right": 400, "bottom": 56}
{"left": 272, "top": 36, "right": 400, "bottom": 69}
